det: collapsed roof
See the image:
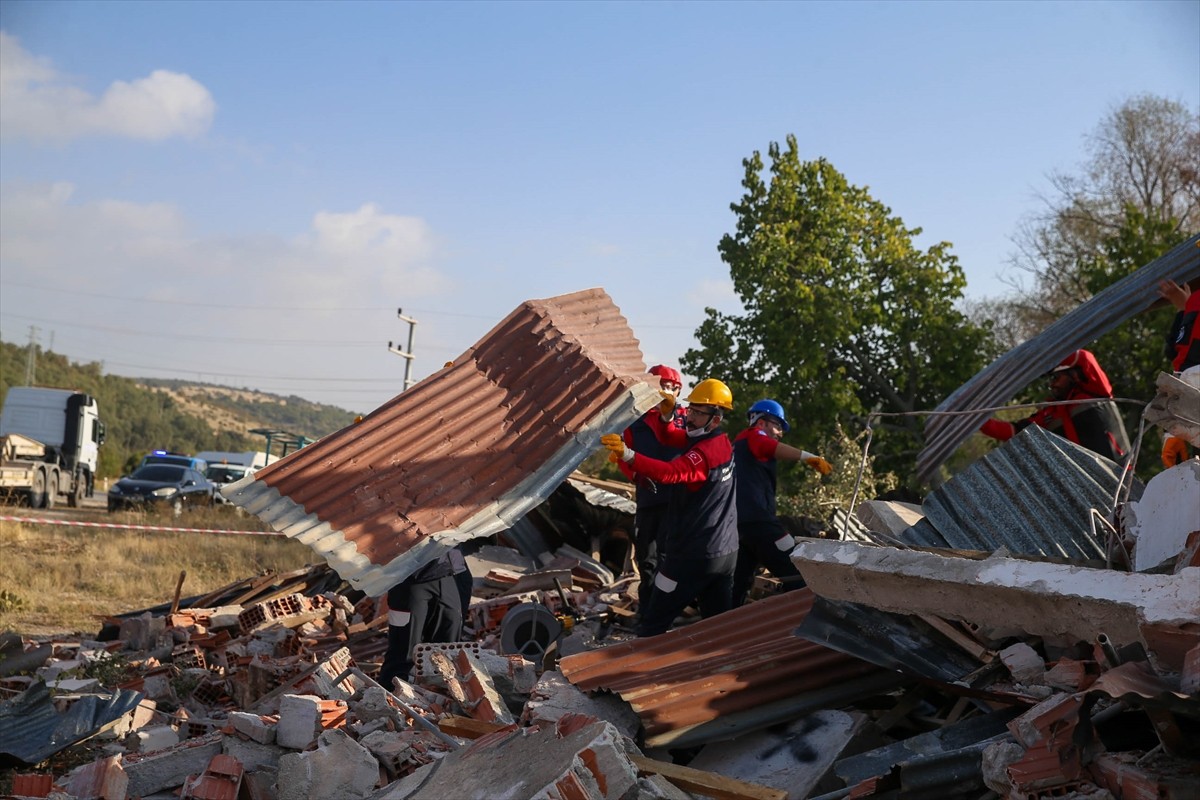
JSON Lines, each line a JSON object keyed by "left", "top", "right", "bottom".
{"left": 224, "top": 288, "right": 661, "bottom": 597}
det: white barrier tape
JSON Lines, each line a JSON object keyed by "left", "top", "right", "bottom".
{"left": 0, "top": 514, "right": 284, "bottom": 536}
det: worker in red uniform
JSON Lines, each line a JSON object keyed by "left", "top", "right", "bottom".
{"left": 1158, "top": 279, "right": 1200, "bottom": 467}
{"left": 601, "top": 378, "right": 738, "bottom": 637}
{"left": 612, "top": 365, "right": 687, "bottom": 612}
{"left": 979, "top": 349, "right": 1130, "bottom": 462}
{"left": 731, "top": 399, "right": 832, "bottom": 608}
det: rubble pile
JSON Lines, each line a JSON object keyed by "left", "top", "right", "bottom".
{"left": 3, "top": 393, "right": 1200, "bottom": 798}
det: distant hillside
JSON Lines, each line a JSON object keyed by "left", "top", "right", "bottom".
{"left": 0, "top": 340, "right": 357, "bottom": 477}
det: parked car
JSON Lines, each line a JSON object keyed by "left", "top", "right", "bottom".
{"left": 205, "top": 462, "right": 256, "bottom": 503}
{"left": 108, "top": 464, "right": 215, "bottom": 515}
{"left": 138, "top": 450, "right": 209, "bottom": 473}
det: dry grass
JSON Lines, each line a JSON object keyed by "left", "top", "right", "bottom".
{"left": 0, "top": 507, "right": 316, "bottom": 637}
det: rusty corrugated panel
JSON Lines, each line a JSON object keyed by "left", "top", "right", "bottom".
{"left": 1088, "top": 662, "right": 1200, "bottom": 720}
{"left": 559, "top": 590, "right": 900, "bottom": 747}
{"left": 225, "top": 289, "right": 660, "bottom": 597}
{"left": 917, "top": 234, "right": 1200, "bottom": 484}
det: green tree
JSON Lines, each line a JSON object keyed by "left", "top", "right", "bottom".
{"left": 1078, "top": 208, "right": 1190, "bottom": 476}
{"left": 1006, "top": 94, "right": 1199, "bottom": 333}
{"left": 684, "top": 136, "right": 995, "bottom": 489}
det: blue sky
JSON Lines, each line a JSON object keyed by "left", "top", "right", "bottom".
{"left": 1, "top": 0, "right": 1197, "bottom": 414}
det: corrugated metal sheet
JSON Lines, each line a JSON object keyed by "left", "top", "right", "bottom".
{"left": 835, "top": 709, "right": 1017, "bottom": 788}
{"left": 559, "top": 589, "right": 905, "bottom": 748}
{"left": 917, "top": 233, "right": 1200, "bottom": 484}
{"left": 0, "top": 681, "right": 144, "bottom": 765}
{"left": 225, "top": 288, "right": 661, "bottom": 597}
{"left": 902, "top": 424, "right": 1142, "bottom": 561}
{"left": 1089, "top": 662, "right": 1200, "bottom": 720}
{"left": 566, "top": 476, "right": 636, "bottom": 516}
{"left": 796, "top": 596, "right": 981, "bottom": 683}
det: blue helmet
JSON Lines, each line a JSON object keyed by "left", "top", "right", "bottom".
{"left": 748, "top": 399, "right": 789, "bottom": 433}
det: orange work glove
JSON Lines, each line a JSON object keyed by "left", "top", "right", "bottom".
{"left": 1162, "top": 435, "right": 1191, "bottom": 468}
{"left": 601, "top": 433, "right": 634, "bottom": 463}
{"left": 804, "top": 456, "right": 833, "bottom": 475}
{"left": 657, "top": 390, "right": 677, "bottom": 418}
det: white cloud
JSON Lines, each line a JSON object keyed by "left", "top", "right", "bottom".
{"left": 0, "top": 183, "right": 444, "bottom": 303}
{"left": 0, "top": 31, "right": 215, "bottom": 142}
{"left": 0, "top": 182, "right": 448, "bottom": 409}
{"left": 0, "top": 183, "right": 443, "bottom": 327}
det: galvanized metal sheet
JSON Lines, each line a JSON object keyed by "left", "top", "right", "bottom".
{"left": 917, "top": 234, "right": 1200, "bottom": 484}
{"left": 904, "top": 424, "right": 1143, "bottom": 561}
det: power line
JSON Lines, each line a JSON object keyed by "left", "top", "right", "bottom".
{"left": 0, "top": 279, "right": 698, "bottom": 329}
{"left": 0, "top": 312, "right": 383, "bottom": 346}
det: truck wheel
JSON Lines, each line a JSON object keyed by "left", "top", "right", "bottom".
{"left": 68, "top": 469, "right": 84, "bottom": 507}
{"left": 43, "top": 473, "right": 58, "bottom": 509}
{"left": 28, "top": 470, "right": 46, "bottom": 509}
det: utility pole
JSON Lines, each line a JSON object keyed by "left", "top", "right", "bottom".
{"left": 25, "top": 325, "right": 39, "bottom": 386}
{"left": 387, "top": 308, "right": 418, "bottom": 391}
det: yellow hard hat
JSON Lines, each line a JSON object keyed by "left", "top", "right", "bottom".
{"left": 687, "top": 378, "right": 733, "bottom": 410}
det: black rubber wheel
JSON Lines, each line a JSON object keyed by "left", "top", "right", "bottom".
{"left": 28, "top": 470, "right": 46, "bottom": 509}
{"left": 43, "top": 473, "right": 58, "bottom": 509}
{"left": 67, "top": 470, "right": 83, "bottom": 508}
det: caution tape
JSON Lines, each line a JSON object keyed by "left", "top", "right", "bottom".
{"left": 0, "top": 513, "right": 284, "bottom": 536}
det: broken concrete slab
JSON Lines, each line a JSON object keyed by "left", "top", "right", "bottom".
{"left": 277, "top": 693, "right": 322, "bottom": 750}
{"left": 277, "top": 728, "right": 380, "bottom": 800}
{"left": 368, "top": 719, "right": 638, "bottom": 800}
{"left": 686, "top": 710, "right": 868, "bottom": 800}
{"left": 791, "top": 540, "right": 1200, "bottom": 656}
{"left": 1125, "top": 460, "right": 1200, "bottom": 572}
{"left": 222, "top": 733, "right": 284, "bottom": 772}
{"left": 123, "top": 733, "right": 223, "bottom": 798}
{"left": 522, "top": 669, "right": 641, "bottom": 739}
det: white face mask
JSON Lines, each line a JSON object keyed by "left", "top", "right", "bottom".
{"left": 686, "top": 426, "right": 708, "bottom": 439}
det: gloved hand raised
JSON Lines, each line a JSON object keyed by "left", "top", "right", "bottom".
{"left": 657, "top": 390, "right": 677, "bottom": 418}
{"left": 601, "top": 433, "right": 635, "bottom": 463}
{"left": 804, "top": 456, "right": 833, "bottom": 475}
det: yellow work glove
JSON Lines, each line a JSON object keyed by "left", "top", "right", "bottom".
{"left": 1162, "top": 435, "right": 1191, "bottom": 468}
{"left": 657, "top": 390, "right": 677, "bottom": 417}
{"left": 601, "top": 433, "right": 634, "bottom": 463}
{"left": 804, "top": 456, "right": 833, "bottom": 475}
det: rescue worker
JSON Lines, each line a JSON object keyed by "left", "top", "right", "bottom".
{"left": 377, "top": 552, "right": 463, "bottom": 688}
{"left": 1161, "top": 279, "right": 1200, "bottom": 373}
{"left": 731, "top": 399, "right": 832, "bottom": 608}
{"left": 601, "top": 378, "right": 738, "bottom": 638}
{"left": 1158, "top": 279, "right": 1199, "bottom": 467}
{"left": 612, "top": 365, "right": 687, "bottom": 611}
{"left": 979, "top": 349, "right": 1131, "bottom": 462}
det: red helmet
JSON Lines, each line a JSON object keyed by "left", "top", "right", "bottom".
{"left": 649, "top": 365, "right": 683, "bottom": 387}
